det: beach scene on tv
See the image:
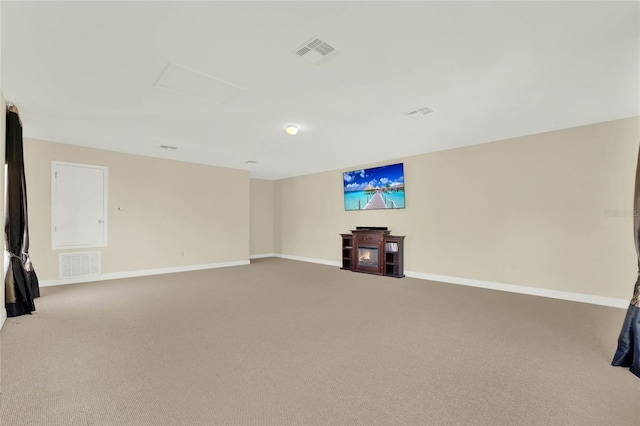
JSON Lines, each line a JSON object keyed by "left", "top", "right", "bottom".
{"left": 343, "top": 163, "right": 405, "bottom": 211}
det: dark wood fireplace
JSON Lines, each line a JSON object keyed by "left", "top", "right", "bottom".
{"left": 340, "top": 228, "right": 404, "bottom": 278}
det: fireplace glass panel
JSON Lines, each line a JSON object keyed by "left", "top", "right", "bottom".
{"left": 358, "top": 247, "right": 379, "bottom": 268}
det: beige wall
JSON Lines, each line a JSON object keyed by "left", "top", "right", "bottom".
{"left": 275, "top": 117, "right": 640, "bottom": 300}
{"left": 250, "top": 178, "right": 274, "bottom": 255}
{"left": 24, "top": 138, "right": 250, "bottom": 280}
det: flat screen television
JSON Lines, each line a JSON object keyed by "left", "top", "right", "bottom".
{"left": 343, "top": 163, "right": 405, "bottom": 211}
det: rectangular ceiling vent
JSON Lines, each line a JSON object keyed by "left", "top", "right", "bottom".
{"left": 408, "top": 107, "right": 434, "bottom": 118}
{"left": 294, "top": 37, "right": 337, "bottom": 64}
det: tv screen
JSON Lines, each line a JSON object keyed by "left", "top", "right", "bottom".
{"left": 343, "top": 163, "right": 405, "bottom": 211}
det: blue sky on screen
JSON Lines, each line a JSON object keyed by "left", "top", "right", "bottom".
{"left": 343, "top": 163, "right": 404, "bottom": 192}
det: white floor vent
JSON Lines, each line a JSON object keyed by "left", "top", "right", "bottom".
{"left": 59, "top": 252, "right": 101, "bottom": 279}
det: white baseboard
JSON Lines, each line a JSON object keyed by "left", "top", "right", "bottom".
{"left": 36, "top": 253, "right": 630, "bottom": 309}
{"left": 273, "top": 253, "right": 629, "bottom": 309}
{"left": 39, "top": 260, "right": 250, "bottom": 287}
{"left": 404, "top": 271, "right": 629, "bottom": 309}
{"left": 249, "top": 253, "right": 277, "bottom": 259}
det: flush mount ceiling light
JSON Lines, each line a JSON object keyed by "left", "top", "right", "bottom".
{"left": 285, "top": 125, "right": 299, "bottom": 135}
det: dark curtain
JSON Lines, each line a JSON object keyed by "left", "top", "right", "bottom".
{"left": 5, "top": 107, "right": 39, "bottom": 317}
{"left": 611, "top": 145, "right": 640, "bottom": 378}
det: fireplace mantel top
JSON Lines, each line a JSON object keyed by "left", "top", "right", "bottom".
{"left": 350, "top": 229, "right": 390, "bottom": 234}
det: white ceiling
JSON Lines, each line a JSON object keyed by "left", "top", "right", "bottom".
{"left": 2, "top": 1, "right": 638, "bottom": 180}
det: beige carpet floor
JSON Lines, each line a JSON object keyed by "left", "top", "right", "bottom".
{"left": 0, "top": 257, "right": 638, "bottom": 426}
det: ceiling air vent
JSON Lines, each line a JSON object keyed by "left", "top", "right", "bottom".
{"left": 294, "top": 36, "right": 337, "bottom": 64}
{"left": 408, "top": 107, "right": 434, "bottom": 118}
{"left": 159, "top": 145, "right": 178, "bottom": 150}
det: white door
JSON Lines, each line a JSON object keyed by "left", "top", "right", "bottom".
{"left": 52, "top": 162, "right": 108, "bottom": 249}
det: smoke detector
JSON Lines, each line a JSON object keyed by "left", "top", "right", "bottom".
{"left": 293, "top": 36, "right": 337, "bottom": 64}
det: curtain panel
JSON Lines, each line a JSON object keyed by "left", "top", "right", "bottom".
{"left": 5, "top": 107, "right": 39, "bottom": 317}
{"left": 611, "top": 144, "right": 640, "bottom": 378}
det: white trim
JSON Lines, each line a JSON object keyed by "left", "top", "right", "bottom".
{"left": 36, "top": 253, "right": 630, "bottom": 309}
{"left": 40, "top": 260, "right": 250, "bottom": 287}
{"left": 272, "top": 253, "right": 628, "bottom": 309}
{"left": 276, "top": 253, "right": 341, "bottom": 267}
{"left": 249, "top": 253, "right": 277, "bottom": 259}
{"left": 0, "top": 308, "right": 6, "bottom": 330}
{"left": 404, "top": 270, "right": 629, "bottom": 309}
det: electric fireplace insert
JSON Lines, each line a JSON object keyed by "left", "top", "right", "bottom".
{"left": 357, "top": 246, "right": 379, "bottom": 268}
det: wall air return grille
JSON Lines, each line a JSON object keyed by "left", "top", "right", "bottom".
{"left": 59, "top": 252, "right": 101, "bottom": 279}
{"left": 294, "top": 37, "right": 337, "bottom": 64}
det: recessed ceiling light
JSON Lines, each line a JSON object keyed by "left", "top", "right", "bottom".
{"left": 244, "top": 160, "right": 257, "bottom": 164}
{"left": 285, "top": 125, "right": 299, "bottom": 135}
{"left": 159, "top": 145, "right": 178, "bottom": 150}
